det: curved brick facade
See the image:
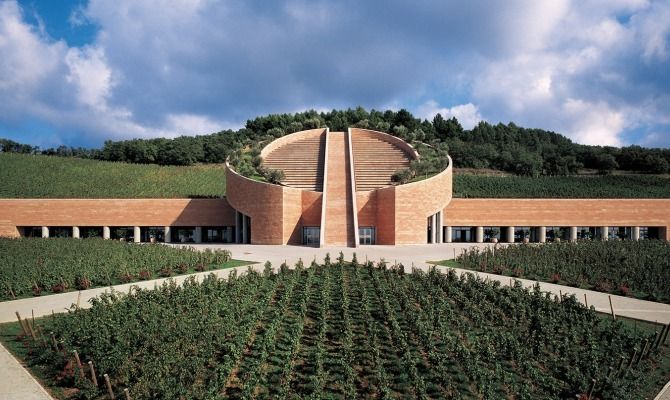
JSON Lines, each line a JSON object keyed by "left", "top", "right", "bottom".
{"left": 225, "top": 129, "right": 453, "bottom": 246}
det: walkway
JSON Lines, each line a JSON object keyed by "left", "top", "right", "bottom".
{"left": 0, "top": 342, "right": 52, "bottom": 400}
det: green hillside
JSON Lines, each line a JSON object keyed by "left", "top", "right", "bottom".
{"left": 453, "top": 173, "right": 670, "bottom": 198}
{"left": 1, "top": 152, "right": 669, "bottom": 199}
{"left": 0, "top": 153, "right": 225, "bottom": 198}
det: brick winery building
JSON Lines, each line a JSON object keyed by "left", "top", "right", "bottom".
{"left": 1, "top": 128, "right": 669, "bottom": 246}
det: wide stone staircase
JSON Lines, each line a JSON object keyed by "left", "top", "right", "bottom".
{"left": 351, "top": 131, "right": 412, "bottom": 191}
{"left": 322, "top": 131, "right": 356, "bottom": 246}
{"left": 263, "top": 133, "right": 326, "bottom": 191}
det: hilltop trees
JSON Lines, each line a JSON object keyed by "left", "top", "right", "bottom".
{"left": 2, "top": 108, "right": 669, "bottom": 175}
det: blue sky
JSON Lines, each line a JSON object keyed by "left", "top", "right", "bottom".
{"left": 0, "top": 0, "right": 669, "bottom": 148}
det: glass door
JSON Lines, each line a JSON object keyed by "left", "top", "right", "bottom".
{"left": 359, "top": 227, "right": 375, "bottom": 245}
{"left": 303, "top": 227, "right": 320, "bottom": 246}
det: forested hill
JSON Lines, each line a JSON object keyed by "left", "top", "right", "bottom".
{"left": 2, "top": 108, "right": 669, "bottom": 176}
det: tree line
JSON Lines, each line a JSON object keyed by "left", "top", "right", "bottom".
{"left": 2, "top": 107, "right": 669, "bottom": 175}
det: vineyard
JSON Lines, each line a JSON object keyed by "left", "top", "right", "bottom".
{"left": 2, "top": 152, "right": 670, "bottom": 199}
{"left": 447, "top": 240, "right": 670, "bottom": 303}
{"left": 0, "top": 238, "right": 245, "bottom": 301}
{"left": 0, "top": 153, "right": 226, "bottom": 198}
{"left": 453, "top": 174, "right": 670, "bottom": 198}
{"left": 3, "top": 260, "right": 669, "bottom": 399}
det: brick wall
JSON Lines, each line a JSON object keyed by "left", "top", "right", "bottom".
{"left": 226, "top": 163, "right": 324, "bottom": 245}
{"left": 443, "top": 199, "right": 670, "bottom": 228}
{"left": 0, "top": 198, "right": 235, "bottom": 238}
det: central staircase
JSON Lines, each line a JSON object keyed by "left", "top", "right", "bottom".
{"left": 322, "top": 131, "right": 356, "bottom": 246}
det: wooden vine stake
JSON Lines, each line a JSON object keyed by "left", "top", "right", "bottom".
{"left": 15, "top": 312, "right": 28, "bottom": 336}
{"left": 625, "top": 349, "right": 638, "bottom": 375}
{"left": 73, "top": 350, "right": 85, "bottom": 379}
{"left": 104, "top": 374, "right": 115, "bottom": 399}
{"left": 587, "top": 378, "right": 596, "bottom": 400}
{"left": 88, "top": 361, "right": 98, "bottom": 386}
{"left": 123, "top": 388, "right": 131, "bottom": 400}
{"left": 584, "top": 293, "right": 588, "bottom": 308}
{"left": 637, "top": 340, "right": 649, "bottom": 365}
{"left": 660, "top": 325, "right": 668, "bottom": 347}
{"left": 663, "top": 322, "right": 670, "bottom": 345}
{"left": 608, "top": 296, "right": 616, "bottom": 319}
{"left": 26, "top": 316, "right": 37, "bottom": 341}
{"left": 50, "top": 332, "right": 58, "bottom": 350}
{"left": 616, "top": 355, "right": 626, "bottom": 376}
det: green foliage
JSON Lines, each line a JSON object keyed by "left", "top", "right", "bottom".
{"left": 12, "top": 263, "right": 668, "bottom": 399}
{"left": 454, "top": 173, "right": 670, "bottom": 198}
{"left": 455, "top": 240, "right": 670, "bottom": 302}
{"left": 0, "top": 238, "right": 240, "bottom": 300}
{"left": 0, "top": 153, "right": 226, "bottom": 198}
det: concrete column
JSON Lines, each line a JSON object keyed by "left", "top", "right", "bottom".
{"left": 241, "top": 216, "right": 248, "bottom": 244}
{"left": 445, "top": 226, "right": 452, "bottom": 243}
{"left": 475, "top": 226, "right": 484, "bottom": 243}
{"left": 164, "top": 226, "right": 171, "bottom": 243}
{"left": 103, "top": 226, "right": 111, "bottom": 240}
{"left": 72, "top": 226, "right": 80, "bottom": 239}
{"left": 133, "top": 226, "right": 141, "bottom": 243}
{"left": 436, "top": 212, "right": 442, "bottom": 243}
{"left": 506, "top": 226, "right": 515, "bottom": 243}
{"left": 632, "top": 226, "right": 640, "bottom": 241}
{"left": 195, "top": 227, "right": 202, "bottom": 244}
{"left": 537, "top": 226, "right": 546, "bottom": 243}
{"left": 570, "top": 226, "right": 578, "bottom": 242}
{"left": 41, "top": 226, "right": 49, "bottom": 238}
{"left": 235, "top": 211, "right": 241, "bottom": 243}
{"left": 430, "top": 214, "right": 437, "bottom": 244}
{"left": 600, "top": 226, "right": 609, "bottom": 241}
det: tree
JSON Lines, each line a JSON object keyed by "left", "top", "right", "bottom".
{"left": 594, "top": 153, "right": 618, "bottom": 174}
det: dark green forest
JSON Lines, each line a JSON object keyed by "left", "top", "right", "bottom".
{"left": 2, "top": 108, "right": 669, "bottom": 176}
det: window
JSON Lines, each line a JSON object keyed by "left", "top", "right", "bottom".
{"left": 173, "top": 227, "right": 196, "bottom": 243}
{"left": 359, "top": 227, "right": 375, "bottom": 245}
{"left": 514, "top": 227, "right": 531, "bottom": 243}
{"left": 51, "top": 227, "right": 73, "bottom": 238}
{"left": 80, "top": 227, "right": 103, "bottom": 239}
{"left": 20, "top": 227, "right": 42, "bottom": 238}
{"left": 639, "top": 227, "right": 649, "bottom": 240}
{"left": 303, "top": 227, "right": 320, "bottom": 246}
{"left": 111, "top": 227, "right": 134, "bottom": 241}
{"left": 452, "top": 227, "right": 473, "bottom": 242}
{"left": 576, "top": 226, "right": 595, "bottom": 240}
{"left": 546, "top": 227, "right": 567, "bottom": 242}
{"left": 141, "top": 227, "right": 165, "bottom": 243}
{"left": 203, "top": 227, "right": 234, "bottom": 243}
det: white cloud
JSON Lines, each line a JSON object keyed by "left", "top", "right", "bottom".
{"left": 562, "top": 99, "right": 626, "bottom": 146}
{"left": 163, "top": 114, "right": 227, "bottom": 136}
{"left": 65, "top": 46, "right": 115, "bottom": 111}
{"left": 417, "top": 101, "right": 482, "bottom": 130}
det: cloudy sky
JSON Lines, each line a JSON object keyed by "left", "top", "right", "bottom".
{"left": 1, "top": 0, "right": 669, "bottom": 148}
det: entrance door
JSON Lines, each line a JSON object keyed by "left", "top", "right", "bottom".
{"left": 359, "top": 227, "right": 375, "bottom": 245}
{"left": 303, "top": 227, "right": 320, "bottom": 246}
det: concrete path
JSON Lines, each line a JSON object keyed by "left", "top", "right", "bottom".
{"left": 0, "top": 342, "right": 52, "bottom": 400}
